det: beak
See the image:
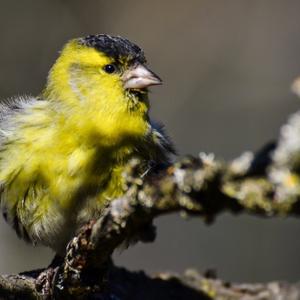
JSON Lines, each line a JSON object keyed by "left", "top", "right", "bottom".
{"left": 122, "top": 64, "right": 162, "bottom": 89}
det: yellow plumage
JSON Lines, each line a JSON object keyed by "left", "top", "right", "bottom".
{"left": 0, "top": 34, "right": 173, "bottom": 254}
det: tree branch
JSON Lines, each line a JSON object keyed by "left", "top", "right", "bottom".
{"left": 0, "top": 274, "right": 37, "bottom": 300}
{"left": 2, "top": 106, "right": 300, "bottom": 299}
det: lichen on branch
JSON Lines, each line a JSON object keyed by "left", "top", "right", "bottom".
{"left": 2, "top": 93, "right": 300, "bottom": 299}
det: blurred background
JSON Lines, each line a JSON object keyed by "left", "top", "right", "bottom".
{"left": 0, "top": 0, "right": 300, "bottom": 283}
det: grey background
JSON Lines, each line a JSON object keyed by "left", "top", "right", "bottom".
{"left": 0, "top": 0, "right": 300, "bottom": 283}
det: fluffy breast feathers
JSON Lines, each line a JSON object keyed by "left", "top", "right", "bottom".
{"left": 0, "top": 96, "right": 174, "bottom": 252}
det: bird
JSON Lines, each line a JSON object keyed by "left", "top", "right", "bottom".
{"left": 0, "top": 34, "right": 174, "bottom": 254}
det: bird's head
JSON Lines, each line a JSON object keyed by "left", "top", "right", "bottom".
{"left": 43, "top": 34, "right": 161, "bottom": 142}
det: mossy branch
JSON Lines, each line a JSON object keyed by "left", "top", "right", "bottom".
{"left": 2, "top": 100, "right": 300, "bottom": 298}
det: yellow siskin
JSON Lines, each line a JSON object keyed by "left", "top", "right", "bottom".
{"left": 0, "top": 34, "right": 174, "bottom": 254}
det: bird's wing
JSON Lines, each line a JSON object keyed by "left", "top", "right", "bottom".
{"left": 135, "top": 119, "right": 176, "bottom": 174}
{"left": 150, "top": 120, "right": 176, "bottom": 157}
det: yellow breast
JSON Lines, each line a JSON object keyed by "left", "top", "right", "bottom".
{"left": 0, "top": 95, "right": 148, "bottom": 252}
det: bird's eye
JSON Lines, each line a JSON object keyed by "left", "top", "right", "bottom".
{"left": 103, "top": 64, "right": 116, "bottom": 74}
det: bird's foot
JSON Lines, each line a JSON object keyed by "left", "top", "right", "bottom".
{"left": 36, "top": 266, "right": 59, "bottom": 299}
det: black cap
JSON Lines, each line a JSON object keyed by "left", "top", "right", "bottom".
{"left": 79, "top": 34, "right": 146, "bottom": 64}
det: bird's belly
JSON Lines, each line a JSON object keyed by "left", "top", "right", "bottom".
{"left": 0, "top": 133, "right": 134, "bottom": 253}
{"left": 31, "top": 165, "right": 125, "bottom": 254}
